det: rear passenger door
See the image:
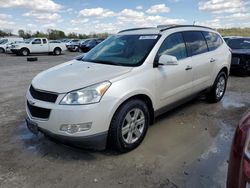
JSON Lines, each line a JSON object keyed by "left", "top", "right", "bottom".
{"left": 182, "top": 31, "right": 211, "bottom": 92}
{"left": 40, "top": 39, "right": 49, "bottom": 52}
{"left": 155, "top": 32, "right": 194, "bottom": 108}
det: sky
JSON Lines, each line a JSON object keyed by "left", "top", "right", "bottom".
{"left": 0, "top": 0, "right": 250, "bottom": 35}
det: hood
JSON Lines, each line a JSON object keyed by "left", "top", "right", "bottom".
{"left": 32, "top": 60, "right": 132, "bottom": 93}
{"left": 232, "top": 49, "right": 250, "bottom": 55}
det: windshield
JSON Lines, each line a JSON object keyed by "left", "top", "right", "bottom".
{"left": 0, "top": 39, "right": 8, "bottom": 44}
{"left": 227, "top": 38, "right": 250, "bottom": 49}
{"left": 82, "top": 34, "right": 160, "bottom": 67}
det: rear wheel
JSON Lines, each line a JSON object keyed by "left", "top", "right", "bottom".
{"left": 109, "top": 99, "right": 149, "bottom": 152}
{"left": 20, "top": 48, "right": 29, "bottom": 56}
{"left": 53, "top": 48, "right": 61, "bottom": 55}
{"left": 207, "top": 71, "right": 227, "bottom": 103}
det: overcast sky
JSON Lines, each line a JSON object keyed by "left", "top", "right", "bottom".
{"left": 0, "top": 0, "right": 249, "bottom": 34}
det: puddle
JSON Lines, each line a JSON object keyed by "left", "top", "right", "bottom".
{"left": 222, "top": 94, "right": 246, "bottom": 109}
{"left": 183, "top": 122, "right": 235, "bottom": 187}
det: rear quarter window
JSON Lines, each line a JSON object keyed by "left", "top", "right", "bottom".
{"left": 182, "top": 31, "right": 208, "bottom": 56}
{"left": 202, "top": 31, "right": 223, "bottom": 51}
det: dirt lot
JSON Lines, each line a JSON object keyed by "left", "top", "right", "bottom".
{"left": 0, "top": 51, "right": 249, "bottom": 188}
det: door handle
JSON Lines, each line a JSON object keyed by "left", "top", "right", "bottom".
{"left": 185, "top": 65, "right": 192, "bottom": 71}
{"left": 210, "top": 58, "right": 216, "bottom": 63}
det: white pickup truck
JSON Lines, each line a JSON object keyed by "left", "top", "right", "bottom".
{"left": 11, "top": 38, "right": 66, "bottom": 56}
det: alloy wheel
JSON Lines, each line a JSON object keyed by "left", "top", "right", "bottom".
{"left": 121, "top": 108, "right": 145, "bottom": 144}
{"left": 216, "top": 76, "right": 226, "bottom": 98}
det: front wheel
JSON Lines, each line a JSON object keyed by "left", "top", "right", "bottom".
{"left": 0, "top": 48, "right": 5, "bottom": 53}
{"left": 20, "top": 48, "right": 29, "bottom": 56}
{"left": 109, "top": 99, "right": 149, "bottom": 152}
{"left": 207, "top": 71, "right": 227, "bottom": 103}
{"left": 53, "top": 48, "right": 61, "bottom": 55}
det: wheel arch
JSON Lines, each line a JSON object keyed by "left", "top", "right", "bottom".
{"left": 219, "top": 66, "right": 229, "bottom": 77}
{"left": 54, "top": 47, "right": 62, "bottom": 51}
{"left": 0, "top": 47, "right": 5, "bottom": 53}
{"left": 110, "top": 93, "right": 155, "bottom": 126}
{"left": 21, "top": 47, "right": 30, "bottom": 53}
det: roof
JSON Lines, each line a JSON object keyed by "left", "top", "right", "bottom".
{"left": 118, "top": 25, "right": 215, "bottom": 35}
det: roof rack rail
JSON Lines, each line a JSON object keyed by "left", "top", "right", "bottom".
{"left": 159, "top": 25, "right": 214, "bottom": 32}
{"left": 118, "top": 27, "right": 156, "bottom": 33}
{"left": 157, "top": 24, "right": 178, "bottom": 29}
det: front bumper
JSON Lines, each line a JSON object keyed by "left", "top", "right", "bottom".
{"left": 25, "top": 88, "right": 114, "bottom": 150}
{"left": 11, "top": 49, "right": 21, "bottom": 54}
{"left": 26, "top": 117, "right": 107, "bottom": 150}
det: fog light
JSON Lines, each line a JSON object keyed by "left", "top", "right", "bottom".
{"left": 60, "top": 122, "right": 92, "bottom": 134}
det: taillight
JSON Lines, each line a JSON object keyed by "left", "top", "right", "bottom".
{"left": 244, "top": 131, "right": 250, "bottom": 160}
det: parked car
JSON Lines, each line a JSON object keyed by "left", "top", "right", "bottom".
{"left": 59, "top": 39, "right": 71, "bottom": 43}
{"left": 65, "top": 39, "right": 81, "bottom": 51}
{"left": 67, "top": 40, "right": 87, "bottom": 52}
{"left": 49, "top": 40, "right": 62, "bottom": 43}
{"left": 225, "top": 37, "right": 250, "bottom": 75}
{"left": 79, "top": 38, "right": 105, "bottom": 52}
{"left": 223, "top": 36, "right": 242, "bottom": 43}
{"left": 0, "top": 37, "right": 23, "bottom": 53}
{"left": 11, "top": 38, "right": 66, "bottom": 56}
{"left": 25, "top": 25, "right": 231, "bottom": 152}
{"left": 6, "top": 41, "right": 24, "bottom": 53}
{"left": 227, "top": 109, "right": 250, "bottom": 188}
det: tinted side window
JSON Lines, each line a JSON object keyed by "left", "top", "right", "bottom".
{"left": 42, "top": 39, "right": 47, "bottom": 44}
{"left": 183, "top": 31, "right": 208, "bottom": 56}
{"left": 157, "top": 33, "right": 187, "bottom": 60}
{"left": 202, "top": 31, "right": 223, "bottom": 51}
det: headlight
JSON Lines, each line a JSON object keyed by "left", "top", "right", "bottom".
{"left": 60, "top": 81, "right": 111, "bottom": 105}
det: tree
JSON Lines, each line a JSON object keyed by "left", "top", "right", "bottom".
{"left": 47, "top": 29, "right": 66, "bottom": 40}
{"left": 67, "top": 32, "right": 78, "bottom": 39}
{"left": 0, "top": 30, "right": 8, "bottom": 37}
{"left": 18, "top": 29, "right": 25, "bottom": 38}
{"left": 32, "top": 31, "right": 48, "bottom": 38}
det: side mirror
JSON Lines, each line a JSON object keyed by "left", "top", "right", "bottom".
{"left": 158, "top": 54, "right": 178, "bottom": 66}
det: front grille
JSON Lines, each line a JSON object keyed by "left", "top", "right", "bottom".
{"left": 30, "top": 85, "right": 58, "bottom": 103}
{"left": 231, "top": 57, "right": 240, "bottom": 65}
{"left": 27, "top": 101, "right": 51, "bottom": 119}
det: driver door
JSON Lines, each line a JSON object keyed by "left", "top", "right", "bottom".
{"left": 31, "top": 39, "right": 42, "bottom": 53}
{"left": 154, "top": 32, "right": 194, "bottom": 109}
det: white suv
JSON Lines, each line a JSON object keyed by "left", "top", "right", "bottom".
{"left": 26, "top": 25, "right": 231, "bottom": 152}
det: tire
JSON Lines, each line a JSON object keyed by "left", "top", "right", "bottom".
{"left": 20, "top": 48, "right": 29, "bottom": 56}
{"left": 0, "top": 48, "right": 5, "bottom": 53}
{"left": 207, "top": 71, "right": 227, "bottom": 103}
{"left": 53, "top": 48, "right": 61, "bottom": 55}
{"left": 109, "top": 99, "right": 149, "bottom": 152}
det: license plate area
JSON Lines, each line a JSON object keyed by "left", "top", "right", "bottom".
{"left": 26, "top": 118, "right": 39, "bottom": 135}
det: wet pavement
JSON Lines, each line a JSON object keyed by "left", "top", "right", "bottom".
{"left": 0, "top": 52, "right": 249, "bottom": 188}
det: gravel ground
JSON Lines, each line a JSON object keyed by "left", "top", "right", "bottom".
{"left": 0, "top": 51, "right": 249, "bottom": 188}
